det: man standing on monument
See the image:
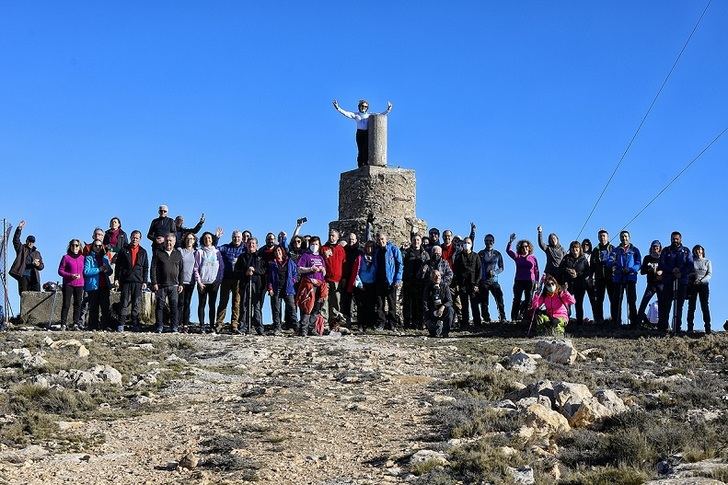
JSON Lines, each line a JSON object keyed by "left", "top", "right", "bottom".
{"left": 332, "top": 99, "right": 392, "bottom": 167}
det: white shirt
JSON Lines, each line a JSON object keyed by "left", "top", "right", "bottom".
{"left": 336, "top": 105, "right": 391, "bottom": 130}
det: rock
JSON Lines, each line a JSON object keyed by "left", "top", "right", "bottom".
{"left": 43, "top": 336, "right": 54, "bottom": 346}
{"left": 686, "top": 408, "right": 723, "bottom": 423}
{"left": 568, "top": 397, "right": 612, "bottom": 428}
{"left": 0, "top": 444, "right": 50, "bottom": 463}
{"left": 507, "top": 348, "right": 540, "bottom": 375}
{"left": 508, "top": 379, "right": 554, "bottom": 403}
{"left": 524, "top": 403, "right": 570, "bottom": 434}
{"left": 492, "top": 362, "right": 506, "bottom": 372}
{"left": 11, "top": 348, "right": 32, "bottom": 359}
{"left": 431, "top": 394, "right": 456, "bottom": 404}
{"left": 133, "top": 395, "right": 154, "bottom": 405}
{"left": 57, "top": 421, "right": 85, "bottom": 432}
{"left": 139, "top": 343, "right": 155, "bottom": 350}
{"left": 49, "top": 339, "right": 89, "bottom": 358}
{"left": 179, "top": 451, "right": 199, "bottom": 470}
{"left": 22, "top": 353, "right": 48, "bottom": 370}
{"left": 535, "top": 339, "right": 578, "bottom": 365}
{"left": 553, "top": 381, "right": 593, "bottom": 415}
{"left": 88, "top": 365, "right": 123, "bottom": 385}
{"left": 507, "top": 466, "right": 535, "bottom": 485}
{"left": 409, "top": 449, "right": 448, "bottom": 466}
{"left": 494, "top": 399, "right": 517, "bottom": 410}
{"left": 595, "top": 389, "right": 628, "bottom": 415}
{"left": 53, "top": 365, "right": 122, "bottom": 388}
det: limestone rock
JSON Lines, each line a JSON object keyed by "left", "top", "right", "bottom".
{"left": 49, "top": 339, "right": 89, "bottom": 358}
{"left": 524, "top": 403, "right": 570, "bottom": 434}
{"left": 535, "top": 339, "right": 578, "bottom": 365}
{"left": 409, "top": 449, "right": 448, "bottom": 466}
{"left": 507, "top": 348, "right": 541, "bottom": 375}
{"left": 568, "top": 398, "right": 613, "bottom": 428}
{"left": 553, "top": 381, "right": 593, "bottom": 414}
{"left": 595, "top": 389, "right": 628, "bottom": 415}
{"left": 507, "top": 466, "right": 535, "bottom": 485}
{"left": 179, "top": 451, "right": 199, "bottom": 470}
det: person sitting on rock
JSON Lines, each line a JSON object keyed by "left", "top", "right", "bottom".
{"left": 531, "top": 275, "right": 575, "bottom": 336}
{"left": 332, "top": 99, "right": 392, "bottom": 167}
{"left": 423, "top": 270, "right": 453, "bottom": 338}
{"left": 296, "top": 236, "right": 328, "bottom": 336}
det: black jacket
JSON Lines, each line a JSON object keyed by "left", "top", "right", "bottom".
{"left": 559, "top": 253, "right": 589, "bottom": 288}
{"left": 235, "top": 252, "right": 266, "bottom": 290}
{"left": 591, "top": 243, "right": 615, "bottom": 282}
{"left": 426, "top": 256, "right": 453, "bottom": 286}
{"left": 147, "top": 216, "right": 176, "bottom": 242}
{"left": 174, "top": 220, "right": 204, "bottom": 248}
{"left": 640, "top": 254, "right": 662, "bottom": 286}
{"left": 150, "top": 248, "right": 183, "bottom": 286}
{"left": 114, "top": 244, "right": 149, "bottom": 284}
{"left": 454, "top": 251, "right": 481, "bottom": 288}
{"left": 403, "top": 247, "right": 430, "bottom": 283}
{"left": 423, "top": 281, "right": 453, "bottom": 317}
{"left": 10, "top": 227, "right": 44, "bottom": 282}
{"left": 103, "top": 228, "right": 128, "bottom": 253}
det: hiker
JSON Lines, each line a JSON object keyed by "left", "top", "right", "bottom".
{"left": 402, "top": 233, "right": 430, "bottom": 329}
{"left": 580, "top": 238, "right": 596, "bottom": 321}
{"left": 267, "top": 245, "right": 298, "bottom": 335}
{"left": 454, "top": 237, "right": 481, "bottom": 329}
{"left": 657, "top": 231, "right": 693, "bottom": 333}
{"left": 423, "top": 270, "right": 453, "bottom": 338}
{"left": 637, "top": 240, "right": 664, "bottom": 326}
{"left": 559, "top": 241, "right": 590, "bottom": 325}
{"left": 537, "top": 225, "right": 565, "bottom": 280}
{"left": 178, "top": 233, "right": 198, "bottom": 332}
{"left": 83, "top": 240, "right": 113, "bottom": 331}
{"left": 350, "top": 240, "right": 377, "bottom": 332}
{"left": 506, "top": 234, "right": 540, "bottom": 322}
{"left": 115, "top": 230, "right": 149, "bottom": 332}
{"left": 216, "top": 230, "right": 245, "bottom": 332}
{"left": 150, "top": 233, "right": 184, "bottom": 333}
{"left": 147, "top": 204, "right": 176, "bottom": 251}
{"left": 9, "top": 220, "right": 44, "bottom": 295}
{"left": 332, "top": 99, "right": 393, "bottom": 167}
{"left": 590, "top": 229, "right": 615, "bottom": 324}
{"left": 373, "top": 231, "right": 403, "bottom": 331}
{"left": 235, "top": 237, "right": 266, "bottom": 335}
{"left": 57, "top": 239, "right": 85, "bottom": 331}
{"left": 173, "top": 213, "right": 205, "bottom": 248}
{"left": 296, "top": 236, "right": 328, "bottom": 336}
{"left": 687, "top": 244, "right": 712, "bottom": 334}
{"left": 477, "top": 234, "right": 506, "bottom": 323}
{"left": 531, "top": 274, "right": 575, "bottom": 336}
{"left": 608, "top": 230, "right": 642, "bottom": 326}
{"left": 194, "top": 232, "right": 224, "bottom": 333}
{"left": 322, "top": 229, "right": 346, "bottom": 325}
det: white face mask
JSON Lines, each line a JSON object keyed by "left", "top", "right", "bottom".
{"left": 464, "top": 243, "right": 472, "bottom": 251}
{"left": 309, "top": 244, "right": 319, "bottom": 254}
{"left": 545, "top": 284, "right": 556, "bottom": 293}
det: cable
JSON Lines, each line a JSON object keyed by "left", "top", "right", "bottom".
{"left": 614, "top": 126, "right": 727, "bottom": 239}
{"left": 576, "top": 0, "right": 712, "bottom": 240}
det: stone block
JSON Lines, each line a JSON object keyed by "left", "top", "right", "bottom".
{"left": 20, "top": 290, "right": 155, "bottom": 326}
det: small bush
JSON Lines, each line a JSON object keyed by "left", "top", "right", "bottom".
{"left": 561, "top": 465, "right": 649, "bottom": 485}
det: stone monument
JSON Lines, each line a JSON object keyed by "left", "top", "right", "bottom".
{"left": 330, "top": 114, "right": 426, "bottom": 245}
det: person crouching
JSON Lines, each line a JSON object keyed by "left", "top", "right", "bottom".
{"left": 531, "top": 275, "right": 575, "bottom": 336}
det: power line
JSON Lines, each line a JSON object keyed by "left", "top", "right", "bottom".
{"left": 615, "top": 126, "right": 727, "bottom": 237}
{"left": 575, "top": 0, "right": 712, "bottom": 240}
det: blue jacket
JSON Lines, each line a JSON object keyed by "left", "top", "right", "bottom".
{"left": 357, "top": 254, "right": 377, "bottom": 285}
{"left": 374, "top": 242, "right": 403, "bottom": 286}
{"left": 658, "top": 244, "right": 694, "bottom": 285}
{"left": 608, "top": 244, "right": 642, "bottom": 283}
{"left": 267, "top": 259, "right": 298, "bottom": 296}
{"left": 83, "top": 254, "right": 111, "bottom": 291}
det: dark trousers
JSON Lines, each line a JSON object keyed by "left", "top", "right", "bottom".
{"left": 19, "top": 275, "right": 40, "bottom": 295}
{"left": 638, "top": 283, "right": 663, "bottom": 323}
{"left": 239, "top": 281, "right": 263, "bottom": 334}
{"left": 197, "top": 282, "right": 219, "bottom": 328}
{"left": 511, "top": 280, "right": 534, "bottom": 322}
{"left": 426, "top": 306, "right": 453, "bottom": 337}
{"left": 177, "top": 283, "right": 195, "bottom": 326}
{"left": 459, "top": 286, "right": 482, "bottom": 327}
{"left": 156, "top": 286, "right": 180, "bottom": 331}
{"left": 60, "top": 285, "right": 84, "bottom": 327}
{"left": 87, "top": 287, "right": 111, "bottom": 330}
{"left": 611, "top": 281, "right": 638, "bottom": 326}
{"left": 571, "top": 283, "right": 587, "bottom": 324}
{"left": 687, "top": 283, "right": 711, "bottom": 330}
{"left": 659, "top": 280, "right": 687, "bottom": 331}
{"left": 119, "top": 282, "right": 142, "bottom": 328}
{"left": 375, "top": 282, "right": 400, "bottom": 329}
{"left": 593, "top": 279, "right": 615, "bottom": 323}
{"left": 270, "top": 290, "right": 296, "bottom": 330}
{"left": 402, "top": 280, "right": 425, "bottom": 328}
{"left": 356, "top": 129, "right": 368, "bottom": 167}
{"left": 479, "top": 281, "right": 505, "bottom": 322}
{"left": 356, "top": 284, "right": 377, "bottom": 330}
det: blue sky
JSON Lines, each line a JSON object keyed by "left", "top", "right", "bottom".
{"left": 1, "top": 2, "right": 726, "bottom": 329}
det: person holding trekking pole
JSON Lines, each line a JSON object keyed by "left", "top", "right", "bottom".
{"left": 657, "top": 231, "right": 693, "bottom": 334}
{"left": 506, "top": 233, "right": 540, "bottom": 323}
{"left": 235, "top": 237, "right": 265, "bottom": 336}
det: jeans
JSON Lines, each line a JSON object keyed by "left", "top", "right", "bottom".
{"left": 355, "top": 284, "right": 377, "bottom": 331}
{"left": 479, "top": 280, "right": 505, "bottom": 321}
{"left": 638, "top": 283, "right": 664, "bottom": 323}
{"left": 155, "top": 286, "right": 180, "bottom": 331}
{"left": 511, "top": 280, "right": 534, "bottom": 322}
{"left": 611, "top": 281, "right": 638, "bottom": 326}
{"left": 87, "top": 287, "right": 111, "bottom": 330}
{"left": 592, "top": 278, "right": 615, "bottom": 323}
{"left": 426, "top": 306, "right": 453, "bottom": 337}
{"left": 687, "top": 283, "right": 711, "bottom": 330}
{"left": 216, "top": 278, "right": 240, "bottom": 325}
{"left": 178, "top": 283, "right": 195, "bottom": 326}
{"left": 459, "top": 286, "right": 482, "bottom": 327}
{"left": 375, "top": 282, "right": 400, "bottom": 329}
{"left": 270, "top": 290, "right": 296, "bottom": 331}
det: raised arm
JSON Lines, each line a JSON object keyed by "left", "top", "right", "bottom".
{"left": 537, "top": 227, "right": 547, "bottom": 252}
{"left": 375, "top": 101, "right": 393, "bottom": 116}
{"left": 333, "top": 100, "right": 357, "bottom": 120}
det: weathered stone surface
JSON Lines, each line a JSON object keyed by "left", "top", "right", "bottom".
{"left": 409, "top": 449, "right": 448, "bottom": 466}
{"left": 507, "top": 348, "right": 540, "bottom": 375}
{"left": 524, "top": 403, "right": 570, "bottom": 434}
{"left": 20, "top": 290, "right": 155, "bottom": 326}
{"left": 535, "top": 339, "right": 578, "bottom": 365}
{"left": 330, "top": 165, "right": 426, "bottom": 246}
{"left": 367, "top": 114, "right": 388, "bottom": 167}
{"left": 507, "top": 465, "right": 535, "bottom": 484}
{"left": 49, "top": 339, "right": 89, "bottom": 358}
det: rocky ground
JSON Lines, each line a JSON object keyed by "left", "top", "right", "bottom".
{"left": 1, "top": 326, "right": 727, "bottom": 484}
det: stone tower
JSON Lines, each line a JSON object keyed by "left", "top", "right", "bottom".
{"left": 329, "top": 115, "right": 426, "bottom": 245}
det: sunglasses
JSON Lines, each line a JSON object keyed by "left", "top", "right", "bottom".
{"left": 71, "top": 244, "right": 80, "bottom": 247}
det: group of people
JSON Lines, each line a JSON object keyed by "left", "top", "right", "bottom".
{"left": 7, "top": 207, "right": 715, "bottom": 337}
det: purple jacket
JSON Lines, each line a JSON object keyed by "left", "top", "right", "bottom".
{"left": 58, "top": 253, "right": 85, "bottom": 287}
{"left": 297, "top": 252, "right": 326, "bottom": 283}
{"left": 506, "top": 241, "right": 540, "bottom": 282}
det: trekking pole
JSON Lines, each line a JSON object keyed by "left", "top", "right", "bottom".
{"left": 527, "top": 277, "right": 544, "bottom": 337}
{"left": 671, "top": 278, "right": 679, "bottom": 335}
{"left": 248, "top": 278, "right": 252, "bottom": 335}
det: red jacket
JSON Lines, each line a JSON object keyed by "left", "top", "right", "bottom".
{"left": 323, "top": 242, "right": 346, "bottom": 283}
{"left": 441, "top": 243, "right": 456, "bottom": 269}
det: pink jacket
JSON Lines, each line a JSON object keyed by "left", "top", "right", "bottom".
{"left": 532, "top": 290, "right": 575, "bottom": 320}
{"left": 58, "top": 253, "right": 85, "bottom": 287}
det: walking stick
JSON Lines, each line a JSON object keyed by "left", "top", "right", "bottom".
{"left": 671, "top": 278, "right": 679, "bottom": 334}
{"left": 527, "top": 276, "right": 545, "bottom": 337}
